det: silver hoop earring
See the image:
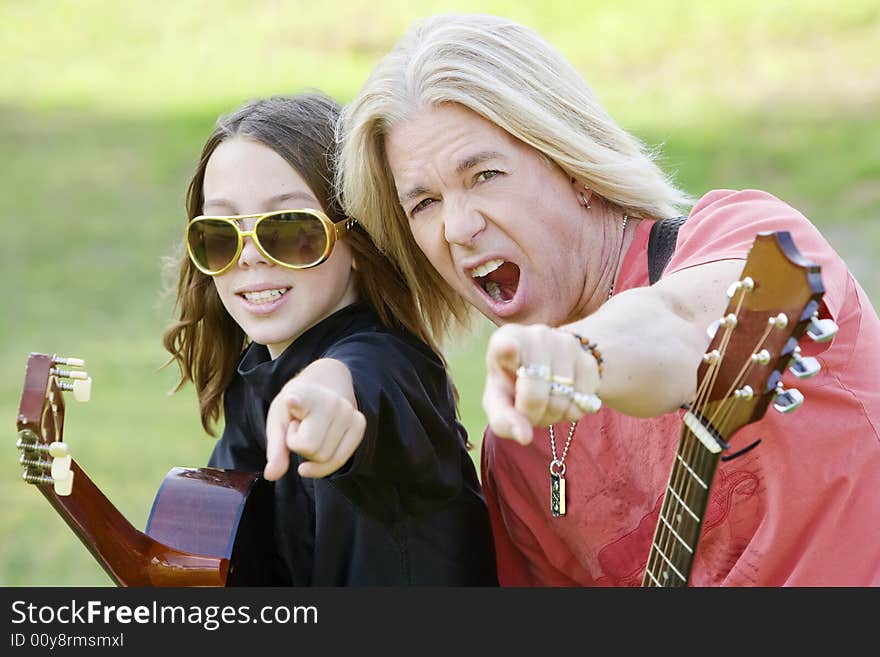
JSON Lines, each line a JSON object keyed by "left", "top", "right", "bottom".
{"left": 579, "top": 191, "right": 591, "bottom": 210}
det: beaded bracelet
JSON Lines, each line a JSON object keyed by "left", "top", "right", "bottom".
{"left": 570, "top": 333, "right": 604, "bottom": 379}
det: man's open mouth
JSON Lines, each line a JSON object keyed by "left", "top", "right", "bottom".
{"left": 470, "top": 259, "right": 520, "bottom": 303}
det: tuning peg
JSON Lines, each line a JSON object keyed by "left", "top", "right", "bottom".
{"left": 48, "top": 441, "right": 69, "bottom": 458}
{"left": 734, "top": 385, "right": 754, "bottom": 399}
{"left": 789, "top": 347, "right": 821, "bottom": 379}
{"left": 773, "top": 385, "right": 804, "bottom": 414}
{"left": 51, "top": 453, "right": 72, "bottom": 480}
{"left": 53, "top": 470, "right": 74, "bottom": 496}
{"left": 806, "top": 314, "right": 838, "bottom": 343}
{"left": 72, "top": 378, "right": 91, "bottom": 402}
{"left": 706, "top": 313, "right": 738, "bottom": 339}
{"left": 49, "top": 442, "right": 72, "bottom": 480}
{"left": 54, "top": 368, "right": 89, "bottom": 380}
{"left": 54, "top": 356, "right": 86, "bottom": 367}
{"left": 726, "top": 276, "right": 754, "bottom": 299}
{"left": 706, "top": 319, "right": 719, "bottom": 340}
{"left": 59, "top": 377, "right": 92, "bottom": 402}
{"left": 750, "top": 349, "right": 771, "bottom": 365}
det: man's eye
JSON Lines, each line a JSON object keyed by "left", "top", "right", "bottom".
{"left": 475, "top": 170, "right": 500, "bottom": 183}
{"left": 410, "top": 198, "right": 435, "bottom": 216}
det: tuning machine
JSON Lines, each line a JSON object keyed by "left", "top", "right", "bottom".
{"left": 788, "top": 346, "right": 821, "bottom": 379}
{"left": 17, "top": 431, "right": 74, "bottom": 496}
{"left": 806, "top": 312, "right": 838, "bottom": 343}
{"left": 52, "top": 356, "right": 91, "bottom": 402}
{"left": 706, "top": 313, "right": 739, "bottom": 340}
{"left": 773, "top": 382, "right": 804, "bottom": 414}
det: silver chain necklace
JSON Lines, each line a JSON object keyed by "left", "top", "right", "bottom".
{"left": 547, "top": 212, "right": 627, "bottom": 518}
{"left": 606, "top": 213, "right": 628, "bottom": 299}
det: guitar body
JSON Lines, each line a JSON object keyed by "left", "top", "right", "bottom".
{"left": 16, "top": 352, "right": 278, "bottom": 587}
{"left": 146, "top": 467, "right": 276, "bottom": 586}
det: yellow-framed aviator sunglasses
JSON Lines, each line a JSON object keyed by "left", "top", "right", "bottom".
{"left": 185, "top": 209, "right": 356, "bottom": 276}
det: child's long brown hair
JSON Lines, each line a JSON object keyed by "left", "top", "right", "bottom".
{"left": 162, "top": 92, "right": 442, "bottom": 435}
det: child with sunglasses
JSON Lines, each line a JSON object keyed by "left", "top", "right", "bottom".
{"left": 163, "top": 93, "right": 497, "bottom": 586}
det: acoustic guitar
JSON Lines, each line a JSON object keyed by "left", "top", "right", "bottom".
{"left": 15, "top": 352, "right": 276, "bottom": 586}
{"left": 642, "top": 230, "right": 838, "bottom": 587}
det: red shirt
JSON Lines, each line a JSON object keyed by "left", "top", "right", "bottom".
{"left": 482, "top": 189, "right": 880, "bottom": 586}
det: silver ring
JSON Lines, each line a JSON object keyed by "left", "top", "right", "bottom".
{"left": 516, "top": 363, "right": 551, "bottom": 381}
{"left": 549, "top": 381, "right": 575, "bottom": 398}
{"left": 572, "top": 391, "right": 602, "bottom": 414}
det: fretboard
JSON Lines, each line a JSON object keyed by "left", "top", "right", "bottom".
{"left": 642, "top": 419, "right": 723, "bottom": 587}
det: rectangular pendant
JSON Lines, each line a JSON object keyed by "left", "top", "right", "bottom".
{"left": 550, "top": 473, "right": 566, "bottom": 517}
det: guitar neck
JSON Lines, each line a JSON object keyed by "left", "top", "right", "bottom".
{"left": 642, "top": 423, "right": 722, "bottom": 587}
{"left": 34, "top": 459, "right": 230, "bottom": 586}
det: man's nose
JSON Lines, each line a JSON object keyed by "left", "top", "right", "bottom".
{"left": 443, "top": 201, "right": 487, "bottom": 246}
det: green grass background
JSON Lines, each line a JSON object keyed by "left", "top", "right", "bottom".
{"left": 2, "top": 0, "right": 878, "bottom": 585}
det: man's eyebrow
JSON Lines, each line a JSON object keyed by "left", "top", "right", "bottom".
{"left": 456, "top": 150, "right": 504, "bottom": 174}
{"left": 398, "top": 151, "right": 505, "bottom": 205}
{"left": 399, "top": 185, "right": 431, "bottom": 204}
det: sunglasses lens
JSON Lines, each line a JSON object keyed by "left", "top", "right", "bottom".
{"left": 257, "top": 212, "right": 330, "bottom": 267}
{"left": 187, "top": 219, "right": 239, "bottom": 273}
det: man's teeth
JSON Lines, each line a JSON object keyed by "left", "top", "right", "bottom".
{"left": 242, "top": 288, "right": 287, "bottom": 303}
{"left": 485, "top": 280, "right": 504, "bottom": 303}
{"left": 471, "top": 258, "right": 505, "bottom": 278}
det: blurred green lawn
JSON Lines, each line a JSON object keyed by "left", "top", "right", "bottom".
{"left": 2, "top": 0, "right": 878, "bottom": 585}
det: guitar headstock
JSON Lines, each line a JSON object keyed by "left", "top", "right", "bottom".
{"left": 692, "top": 231, "right": 835, "bottom": 447}
{"left": 16, "top": 353, "right": 92, "bottom": 496}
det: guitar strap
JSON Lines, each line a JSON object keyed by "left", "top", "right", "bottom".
{"left": 647, "top": 215, "right": 687, "bottom": 284}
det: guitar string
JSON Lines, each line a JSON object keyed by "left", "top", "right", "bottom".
{"left": 671, "top": 296, "right": 742, "bottom": 582}
{"left": 650, "top": 275, "right": 809, "bottom": 585}
{"left": 673, "top": 286, "right": 745, "bottom": 575}
{"left": 696, "top": 289, "right": 746, "bottom": 416}
{"left": 687, "top": 287, "right": 751, "bottom": 547}
{"left": 708, "top": 309, "right": 774, "bottom": 434}
{"left": 650, "top": 283, "right": 753, "bottom": 585}
{"left": 651, "top": 355, "right": 719, "bottom": 586}
{"left": 654, "top": 433, "right": 706, "bottom": 586}
{"left": 651, "top": 428, "right": 694, "bottom": 585}
{"left": 666, "top": 326, "right": 768, "bottom": 582}
{"left": 648, "top": 280, "right": 769, "bottom": 585}
{"left": 648, "top": 315, "right": 727, "bottom": 585}
{"left": 665, "top": 316, "right": 735, "bottom": 582}
{"left": 667, "top": 322, "right": 773, "bottom": 582}
{"left": 671, "top": 429, "right": 707, "bottom": 584}
{"left": 653, "top": 304, "right": 734, "bottom": 583}
{"left": 710, "top": 322, "right": 773, "bottom": 430}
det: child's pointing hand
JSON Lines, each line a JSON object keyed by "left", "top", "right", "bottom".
{"left": 264, "top": 359, "right": 366, "bottom": 480}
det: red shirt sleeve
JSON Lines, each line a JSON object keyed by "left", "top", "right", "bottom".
{"left": 664, "top": 189, "right": 849, "bottom": 319}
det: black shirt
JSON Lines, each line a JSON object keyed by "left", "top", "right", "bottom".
{"left": 208, "top": 301, "right": 498, "bottom": 585}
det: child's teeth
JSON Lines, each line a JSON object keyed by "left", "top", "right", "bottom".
{"left": 243, "top": 289, "right": 285, "bottom": 303}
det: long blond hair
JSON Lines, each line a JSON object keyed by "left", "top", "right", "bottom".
{"left": 337, "top": 13, "right": 692, "bottom": 343}
{"left": 163, "top": 92, "right": 439, "bottom": 435}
